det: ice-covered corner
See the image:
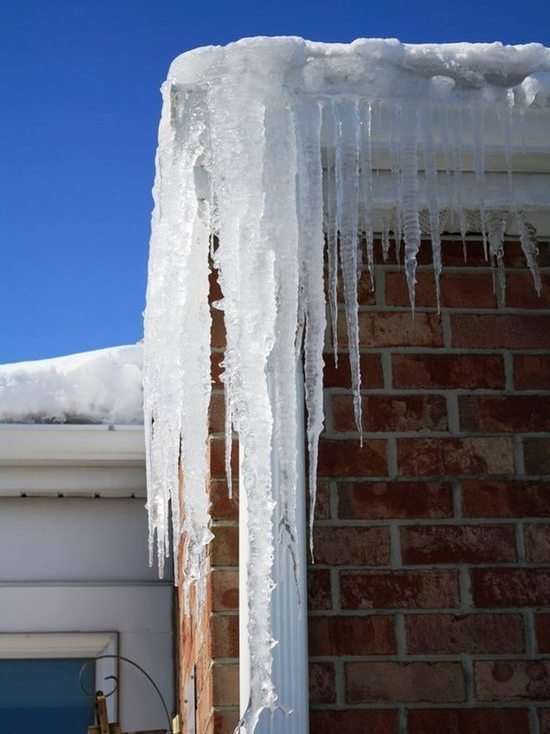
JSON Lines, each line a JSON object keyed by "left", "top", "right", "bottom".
{"left": 143, "top": 36, "right": 550, "bottom": 734}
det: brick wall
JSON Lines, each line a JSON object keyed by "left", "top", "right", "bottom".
{"left": 310, "top": 237, "right": 550, "bottom": 734}
{"left": 181, "top": 236, "right": 550, "bottom": 733}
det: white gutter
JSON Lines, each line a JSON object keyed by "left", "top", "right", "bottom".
{"left": 239, "top": 366, "right": 309, "bottom": 732}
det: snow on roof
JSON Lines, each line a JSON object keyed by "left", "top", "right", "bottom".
{"left": 0, "top": 345, "right": 143, "bottom": 425}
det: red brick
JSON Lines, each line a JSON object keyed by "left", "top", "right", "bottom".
{"left": 210, "top": 438, "right": 238, "bottom": 480}
{"left": 308, "top": 480, "right": 331, "bottom": 521}
{"left": 398, "top": 437, "right": 514, "bottom": 476}
{"left": 514, "top": 354, "right": 550, "bottom": 390}
{"left": 341, "top": 570, "right": 459, "bottom": 610}
{"left": 504, "top": 240, "right": 550, "bottom": 268}
{"left": 341, "top": 311, "right": 443, "bottom": 347}
{"left": 309, "top": 710, "right": 399, "bottom": 734}
{"left": 309, "top": 662, "right": 336, "bottom": 704}
{"left": 401, "top": 525, "right": 517, "bottom": 564}
{"left": 318, "top": 438, "right": 388, "bottom": 477}
{"left": 507, "top": 273, "right": 550, "bottom": 308}
{"left": 212, "top": 663, "right": 238, "bottom": 706}
{"left": 524, "top": 439, "right": 550, "bottom": 475}
{"left": 525, "top": 524, "right": 550, "bottom": 562}
{"left": 472, "top": 569, "right": 550, "bottom": 607}
{"left": 536, "top": 614, "right": 550, "bottom": 653}
{"left": 541, "top": 709, "right": 550, "bottom": 734}
{"left": 408, "top": 708, "right": 530, "bottom": 734}
{"left": 307, "top": 569, "right": 332, "bottom": 610}
{"left": 211, "top": 525, "right": 238, "bottom": 566}
{"left": 211, "top": 569, "right": 239, "bottom": 611}
{"left": 459, "top": 395, "right": 550, "bottom": 433}
{"left": 345, "top": 661, "right": 465, "bottom": 703}
{"left": 386, "top": 271, "right": 497, "bottom": 308}
{"left": 406, "top": 613, "right": 524, "bottom": 654}
{"left": 313, "top": 526, "right": 390, "bottom": 565}
{"left": 323, "top": 352, "right": 384, "bottom": 388}
{"left": 211, "top": 614, "right": 239, "bottom": 659}
{"left": 338, "top": 480, "right": 453, "bottom": 520}
{"left": 332, "top": 394, "right": 447, "bottom": 432}
{"left": 392, "top": 353, "right": 505, "bottom": 389}
{"left": 463, "top": 480, "right": 550, "bottom": 517}
{"left": 416, "top": 239, "right": 488, "bottom": 267}
{"left": 309, "top": 615, "right": 395, "bottom": 656}
{"left": 209, "top": 392, "right": 225, "bottom": 433}
{"left": 475, "top": 660, "right": 550, "bottom": 701}
{"left": 213, "top": 709, "right": 239, "bottom": 734}
{"left": 210, "top": 480, "right": 239, "bottom": 522}
{"left": 211, "top": 307, "right": 226, "bottom": 349}
{"left": 337, "top": 267, "right": 376, "bottom": 305}
{"left": 211, "top": 353, "right": 224, "bottom": 388}
{"left": 452, "top": 314, "right": 550, "bottom": 348}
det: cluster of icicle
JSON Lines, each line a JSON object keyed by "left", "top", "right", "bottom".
{"left": 143, "top": 38, "right": 549, "bottom": 732}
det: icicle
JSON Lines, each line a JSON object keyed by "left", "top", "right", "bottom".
{"left": 382, "top": 217, "right": 391, "bottom": 262}
{"left": 335, "top": 99, "right": 363, "bottom": 439}
{"left": 389, "top": 102, "right": 403, "bottom": 261}
{"left": 472, "top": 106, "right": 488, "bottom": 258}
{"left": 295, "top": 99, "right": 326, "bottom": 560}
{"left": 515, "top": 212, "right": 543, "bottom": 295}
{"left": 486, "top": 211, "right": 507, "bottom": 303}
{"left": 323, "top": 101, "right": 340, "bottom": 364}
{"left": 421, "top": 105, "right": 442, "bottom": 310}
{"left": 398, "top": 105, "right": 421, "bottom": 309}
{"left": 360, "top": 100, "right": 375, "bottom": 283}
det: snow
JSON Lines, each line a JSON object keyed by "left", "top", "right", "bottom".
{"left": 0, "top": 345, "right": 143, "bottom": 425}
{"left": 143, "top": 36, "right": 549, "bottom": 732}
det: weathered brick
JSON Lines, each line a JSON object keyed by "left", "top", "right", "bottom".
{"left": 407, "top": 708, "right": 530, "bottom": 734}
{"left": 462, "top": 480, "right": 550, "bottom": 517}
{"left": 211, "top": 569, "right": 239, "bottom": 611}
{"left": 211, "top": 525, "right": 238, "bottom": 566}
{"left": 451, "top": 314, "right": 550, "bottom": 349}
{"left": 341, "top": 570, "right": 459, "bottom": 610}
{"left": 210, "top": 480, "right": 239, "bottom": 522}
{"left": 345, "top": 661, "right": 465, "bottom": 703}
{"left": 398, "top": 437, "right": 514, "bottom": 476}
{"left": 309, "top": 615, "right": 395, "bottom": 656}
{"left": 472, "top": 569, "right": 550, "bottom": 607}
{"left": 212, "top": 663, "right": 239, "bottom": 706}
{"left": 332, "top": 394, "right": 447, "bottom": 432}
{"left": 406, "top": 613, "right": 524, "bottom": 654}
{"left": 386, "top": 271, "right": 497, "bottom": 308}
{"left": 401, "top": 525, "right": 517, "bottom": 564}
{"left": 213, "top": 709, "right": 239, "bottom": 734}
{"left": 312, "top": 526, "right": 390, "bottom": 565}
{"left": 392, "top": 353, "right": 505, "bottom": 389}
{"left": 475, "top": 660, "right": 550, "bottom": 701}
{"left": 210, "top": 438, "right": 238, "bottom": 479}
{"left": 211, "top": 307, "right": 226, "bottom": 349}
{"left": 506, "top": 272, "right": 550, "bottom": 308}
{"left": 318, "top": 438, "right": 388, "bottom": 477}
{"left": 525, "top": 524, "right": 550, "bottom": 562}
{"left": 337, "top": 480, "right": 453, "bottom": 520}
{"left": 211, "top": 614, "right": 239, "bottom": 659}
{"left": 524, "top": 439, "right": 550, "bottom": 475}
{"left": 309, "top": 710, "right": 399, "bottom": 734}
{"left": 323, "top": 352, "right": 383, "bottom": 388}
{"left": 307, "top": 568, "right": 332, "bottom": 610}
{"left": 459, "top": 395, "right": 550, "bottom": 433}
{"left": 209, "top": 392, "right": 226, "bottom": 433}
{"left": 536, "top": 614, "right": 550, "bottom": 653}
{"left": 309, "top": 662, "right": 336, "bottom": 704}
{"left": 514, "top": 354, "right": 550, "bottom": 390}
{"left": 342, "top": 311, "right": 444, "bottom": 347}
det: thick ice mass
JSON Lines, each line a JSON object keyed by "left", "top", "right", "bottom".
{"left": 0, "top": 345, "right": 143, "bottom": 425}
{"left": 143, "top": 37, "right": 549, "bottom": 731}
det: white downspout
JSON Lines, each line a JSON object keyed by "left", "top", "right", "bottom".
{"left": 239, "top": 364, "right": 310, "bottom": 732}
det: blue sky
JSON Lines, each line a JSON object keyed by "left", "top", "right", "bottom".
{"left": 1, "top": 0, "right": 548, "bottom": 363}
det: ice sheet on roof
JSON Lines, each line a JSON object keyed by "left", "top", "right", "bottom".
{"left": 0, "top": 345, "right": 143, "bottom": 425}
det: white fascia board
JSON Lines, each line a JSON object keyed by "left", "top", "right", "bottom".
{"left": 0, "top": 424, "right": 146, "bottom": 497}
{"left": 0, "top": 424, "right": 145, "bottom": 465}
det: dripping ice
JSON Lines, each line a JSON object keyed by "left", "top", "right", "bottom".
{"left": 143, "top": 37, "right": 549, "bottom": 732}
